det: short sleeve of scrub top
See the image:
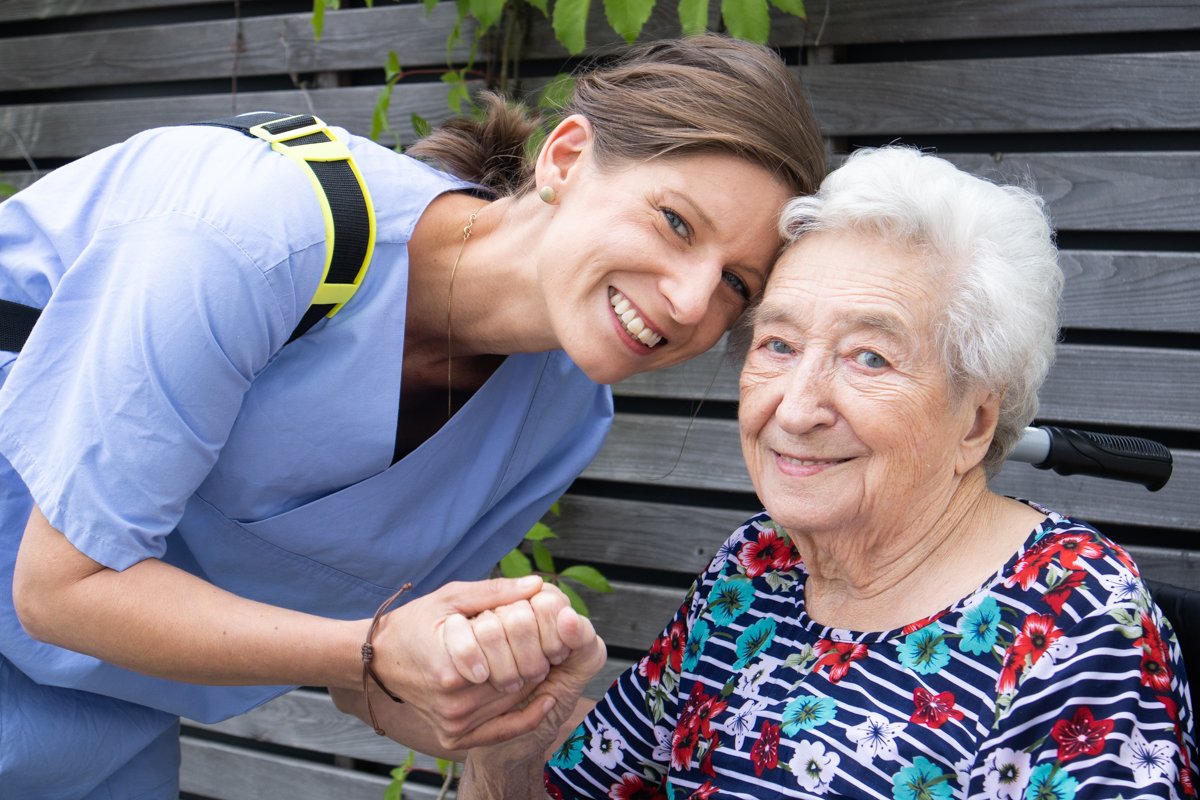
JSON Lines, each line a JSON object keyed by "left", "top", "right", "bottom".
{"left": 0, "top": 123, "right": 326, "bottom": 571}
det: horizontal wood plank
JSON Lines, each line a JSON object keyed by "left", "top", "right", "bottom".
{"left": 617, "top": 343, "right": 1200, "bottom": 432}
{"left": 583, "top": 414, "right": 1200, "bottom": 530}
{"left": 792, "top": 0, "right": 1200, "bottom": 45}
{"left": 180, "top": 737, "right": 413, "bottom": 800}
{"left": 0, "top": 5, "right": 467, "bottom": 92}
{"left": 0, "top": 83, "right": 467, "bottom": 160}
{"left": 0, "top": 0, "right": 271, "bottom": 23}
{"left": 802, "top": 53, "right": 1200, "bottom": 135}
{"left": 1056, "top": 251, "right": 1200, "bottom": 332}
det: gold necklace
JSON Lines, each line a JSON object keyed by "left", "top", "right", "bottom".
{"left": 446, "top": 209, "right": 479, "bottom": 420}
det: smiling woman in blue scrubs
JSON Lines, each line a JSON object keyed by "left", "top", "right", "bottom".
{"left": 0, "top": 36, "right": 825, "bottom": 799}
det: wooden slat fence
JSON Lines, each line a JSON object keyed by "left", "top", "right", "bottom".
{"left": 2, "top": 0, "right": 1197, "bottom": 797}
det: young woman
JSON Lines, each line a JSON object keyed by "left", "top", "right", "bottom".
{"left": 0, "top": 35, "right": 825, "bottom": 798}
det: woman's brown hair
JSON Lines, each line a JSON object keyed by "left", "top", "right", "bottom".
{"left": 408, "top": 34, "right": 826, "bottom": 198}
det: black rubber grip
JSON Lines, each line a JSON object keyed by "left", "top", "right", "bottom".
{"left": 1035, "top": 426, "right": 1173, "bottom": 491}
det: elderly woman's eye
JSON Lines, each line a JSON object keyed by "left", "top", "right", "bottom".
{"left": 765, "top": 338, "right": 794, "bottom": 355}
{"left": 855, "top": 350, "right": 889, "bottom": 369}
{"left": 662, "top": 208, "right": 691, "bottom": 239}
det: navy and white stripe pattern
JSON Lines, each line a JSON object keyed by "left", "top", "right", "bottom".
{"left": 546, "top": 506, "right": 1198, "bottom": 799}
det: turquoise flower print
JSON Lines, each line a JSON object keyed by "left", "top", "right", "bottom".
{"left": 733, "top": 618, "right": 777, "bottom": 670}
{"left": 682, "top": 619, "right": 711, "bottom": 671}
{"left": 1024, "top": 762, "right": 1078, "bottom": 800}
{"left": 892, "top": 756, "right": 954, "bottom": 800}
{"left": 548, "top": 723, "right": 587, "bottom": 769}
{"left": 708, "top": 576, "right": 755, "bottom": 626}
{"left": 959, "top": 597, "right": 1001, "bottom": 655}
{"left": 898, "top": 622, "right": 951, "bottom": 675}
{"left": 781, "top": 694, "right": 837, "bottom": 735}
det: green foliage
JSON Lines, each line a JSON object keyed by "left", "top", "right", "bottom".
{"left": 720, "top": 0, "right": 770, "bottom": 43}
{"left": 0, "top": 183, "right": 17, "bottom": 200}
{"left": 605, "top": 0, "right": 657, "bottom": 44}
{"left": 382, "top": 752, "right": 415, "bottom": 800}
{"left": 498, "top": 502, "right": 612, "bottom": 617}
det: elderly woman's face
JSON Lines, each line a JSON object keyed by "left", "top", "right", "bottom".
{"left": 738, "top": 230, "right": 993, "bottom": 535}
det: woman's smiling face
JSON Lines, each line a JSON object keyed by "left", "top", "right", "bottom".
{"left": 536, "top": 144, "right": 790, "bottom": 385}
{"left": 738, "top": 230, "right": 995, "bottom": 537}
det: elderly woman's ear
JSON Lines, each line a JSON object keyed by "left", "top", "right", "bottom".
{"left": 954, "top": 388, "right": 1003, "bottom": 476}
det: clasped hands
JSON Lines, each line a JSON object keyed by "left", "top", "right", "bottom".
{"left": 351, "top": 575, "right": 605, "bottom": 754}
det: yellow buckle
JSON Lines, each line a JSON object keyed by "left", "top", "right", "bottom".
{"left": 247, "top": 115, "right": 327, "bottom": 144}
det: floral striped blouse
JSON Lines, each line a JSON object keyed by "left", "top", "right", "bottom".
{"left": 545, "top": 505, "right": 1198, "bottom": 799}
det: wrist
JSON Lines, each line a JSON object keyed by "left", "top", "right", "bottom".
{"left": 461, "top": 754, "right": 545, "bottom": 800}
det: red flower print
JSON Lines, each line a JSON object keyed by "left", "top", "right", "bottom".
{"left": 544, "top": 772, "right": 565, "bottom": 800}
{"left": 901, "top": 609, "right": 949, "bottom": 635}
{"left": 1046, "top": 532, "right": 1105, "bottom": 570}
{"left": 750, "top": 720, "right": 780, "bottom": 776}
{"left": 1157, "top": 694, "right": 1198, "bottom": 796}
{"left": 687, "top": 782, "right": 718, "bottom": 799}
{"left": 997, "top": 646, "right": 1022, "bottom": 693}
{"left": 910, "top": 687, "right": 965, "bottom": 729}
{"left": 608, "top": 773, "right": 668, "bottom": 800}
{"left": 1050, "top": 706, "right": 1114, "bottom": 762}
{"left": 1006, "top": 539, "right": 1056, "bottom": 590}
{"left": 1044, "top": 569, "right": 1087, "bottom": 615}
{"left": 639, "top": 636, "right": 668, "bottom": 685}
{"left": 1012, "top": 612, "right": 1063, "bottom": 666}
{"left": 671, "top": 723, "right": 701, "bottom": 772}
{"left": 814, "top": 639, "right": 870, "bottom": 682}
{"left": 1110, "top": 541, "right": 1141, "bottom": 577}
{"left": 676, "top": 682, "right": 727, "bottom": 739}
{"left": 699, "top": 733, "right": 719, "bottom": 777}
{"left": 665, "top": 621, "right": 687, "bottom": 674}
{"left": 738, "top": 529, "right": 796, "bottom": 578}
{"left": 1136, "top": 613, "right": 1174, "bottom": 692}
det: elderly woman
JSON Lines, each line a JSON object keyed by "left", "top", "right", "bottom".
{"left": 458, "top": 147, "right": 1198, "bottom": 799}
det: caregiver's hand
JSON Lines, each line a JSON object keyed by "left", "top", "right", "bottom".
{"left": 366, "top": 575, "right": 568, "bottom": 750}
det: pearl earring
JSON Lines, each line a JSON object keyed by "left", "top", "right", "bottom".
{"left": 537, "top": 185, "right": 556, "bottom": 204}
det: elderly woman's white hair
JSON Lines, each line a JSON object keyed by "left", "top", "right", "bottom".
{"left": 777, "top": 146, "right": 1063, "bottom": 473}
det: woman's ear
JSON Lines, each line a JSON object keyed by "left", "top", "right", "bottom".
{"left": 534, "top": 114, "right": 594, "bottom": 196}
{"left": 955, "top": 389, "right": 1002, "bottom": 475}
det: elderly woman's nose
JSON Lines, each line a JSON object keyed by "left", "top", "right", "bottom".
{"left": 774, "top": 355, "right": 837, "bottom": 432}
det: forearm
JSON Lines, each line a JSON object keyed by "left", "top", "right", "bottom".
{"left": 14, "top": 505, "right": 366, "bottom": 690}
{"left": 459, "top": 755, "right": 546, "bottom": 800}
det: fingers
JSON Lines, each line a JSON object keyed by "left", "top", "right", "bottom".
{"left": 438, "top": 575, "right": 544, "bottom": 617}
{"left": 530, "top": 584, "right": 571, "bottom": 666}
{"left": 442, "top": 612, "right": 490, "bottom": 685}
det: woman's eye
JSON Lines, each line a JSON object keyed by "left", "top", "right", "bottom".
{"left": 855, "top": 350, "right": 889, "bottom": 369}
{"left": 722, "top": 271, "right": 750, "bottom": 301}
{"left": 662, "top": 208, "right": 691, "bottom": 240}
{"left": 765, "top": 338, "right": 794, "bottom": 355}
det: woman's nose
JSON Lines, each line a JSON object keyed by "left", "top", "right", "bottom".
{"left": 660, "top": 260, "right": 722, "bottom": 326}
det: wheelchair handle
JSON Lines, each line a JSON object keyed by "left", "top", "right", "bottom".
{"left": 1008, "top": 426, "right": 1173, "bottom": 492}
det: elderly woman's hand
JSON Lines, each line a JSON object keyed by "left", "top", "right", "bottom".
{"left": 458, "top": 609, "right": 607, "bottom": 800}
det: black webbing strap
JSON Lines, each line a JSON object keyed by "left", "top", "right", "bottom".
{"left": 0, "top": 298, "right": 40, "bottom": 353}
{"left": 0, "top": 112, "right": 374, "bottom": 352}
{"left": 200, "top": 113, "right": 374, "bottom": 342}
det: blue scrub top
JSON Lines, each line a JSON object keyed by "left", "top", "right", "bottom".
{"left": 0, "top": 123, "right": 613, "bottom": 723}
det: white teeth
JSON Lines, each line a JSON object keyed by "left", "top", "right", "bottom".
{"left": 608, "top": 290, "right": 663, "bottom": 348}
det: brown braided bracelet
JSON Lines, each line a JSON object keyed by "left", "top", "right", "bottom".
{"left": 361, "top": 582, "right": 413, "bottom": 736}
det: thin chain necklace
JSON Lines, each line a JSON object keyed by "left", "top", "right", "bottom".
{"left": 445, "top": 209, "right": 479, "bottom": 420}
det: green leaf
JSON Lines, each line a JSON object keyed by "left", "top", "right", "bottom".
{"left": 603, "top": 0, "right": 656, "bottom": 43}
{"left": 677, "top": 0, "right": 709, "bottom": 36}
{"left": 767, "top": 0, "right": 805, "bottom": 18}
{"left": 499, "top": 548, "right": 533, "bottom": 577}
{"left": 311, "top": 0, "right": 327, "bottom": 40}
{"left": 721, "top": 0, "right": 769, "bottom": 43}
{"left": 384, "top": 752, "right": 416, "bottom": 800}
{"left": 370, "top": 84, "right": 394, "bottom": 142}
{"left": 424, "top": 0, "right": 439, "bottom": 12}
{"left": 533, "top": 541, "right": 556, "bottom": 573}
{"left": 549, "top": 500, "right": 562, "bottom": 516}
{"left": 524, "top": 521, "right": 559, "bottom": 542}
{"left": 539, "top": 73, "right": 576, "bottom": 112}
{"left": 470, "top": 0, "right": 506, "bottom": 34}
{"left": 560, "top": 565, "right": 612, "bottom": 592}
{"left": 558, "top": 580, "right": 590, "bottom": 616}
{"left": 385, "top": 50, "right": 402, "bottom": 81}
{"left": 441, "top": 70, "right": 472, "bottom": 113}
{"left": 0, "top": 182, "right": 17, "bottom": 199}
{"left": 411, "top": 112, "right": 432, "bottom": 139}
{"left": 552, "top": 0, "right": 591, "bottom": 55}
